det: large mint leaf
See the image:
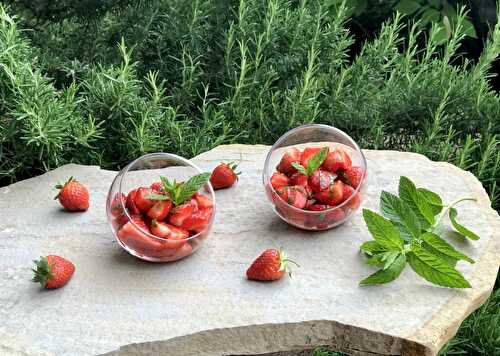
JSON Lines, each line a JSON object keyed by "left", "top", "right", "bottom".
{"left": 305, "top": 147, "right": 329, "bottom": 176}
{"left": 398, "top": 177, "right": 434, "bottom": 227}
{"left": 408, "top": 245, "right": 471, "bottom": 288}
{"left": 421, "top": 232, "right": 474, "bottom": 264}
{"left": 449, "top": 207, "right": 480, "bottom": 241}
{"left": 417, "top": 188, "right": 443, "bottom": 215}
{"left": 360, "top": 240, "right": 388, "bottom": 256}
{"left": 380, "top": 191, "right": 421, "bottom": 239}
{"left": 359, "top": 253, "right": 406, "bottom": 286}
{"left": 362, "top": 209, "right": 404, "bottom": 251}
{"left": 422, "top": 243, "right": 457, "bottom": 267}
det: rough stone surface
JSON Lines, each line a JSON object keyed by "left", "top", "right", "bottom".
{"left": 0, "top": 144, "right": 498, "bottom": 356}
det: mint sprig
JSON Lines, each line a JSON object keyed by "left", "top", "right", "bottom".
{"left": 145, "top": 172, "right": 210, "bottom": 206}
{"left": 359, "top": 176, "right": 479, "bottom": 289}
{"left": 291, "top": 147, "right": 329, "bottom": 176}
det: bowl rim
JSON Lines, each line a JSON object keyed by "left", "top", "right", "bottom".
{"left": 113, "top": 152, "right": 216, "bottom": 242}
{"left": 262, "top": 124, "right": 368, "bottom": 214}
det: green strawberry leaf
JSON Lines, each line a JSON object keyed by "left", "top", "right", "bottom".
{"left": 408, "top": 245, "right": 471, "bottom": 288}
{"left": 360, "top": 240, "right": 388, "bottom": 256}
{"left": 449, "top": 207, "right": 480, "bottom": 241}
{"left": 380, "top": 191, "right": 421, "bottom": 239}
{"left": 417, "top": 188, "right": 443, "bottom": 215}
{"left": 291, "top": 162, "right": 307, "bottom": 175}
{"left": 399, "top": 177, "right": 434, "bottom": 227}
{"left": 305, "top": 147, "right": 329, "bottom": 176}
{"left": 359, "top": 253, "right": 406, "bottom": 286}
{"left": 362, "top": 209, "right": 404, "bottom": 251}
{"left": 421, "top": 232, "right": 474, "bottom": 264}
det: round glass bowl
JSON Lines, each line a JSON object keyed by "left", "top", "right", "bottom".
{"left": 106, "top": 153, "right": 215, "bottom": 262}
{"left": 263, "top": 124, "right": 368, "bottom": 230}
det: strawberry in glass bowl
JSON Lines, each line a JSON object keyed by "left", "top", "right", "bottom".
{"left": 263, "top": 124, "right": 367, "bottom": 231}
{"left": 106, "top": 153, "right": 215, "bottom": 262}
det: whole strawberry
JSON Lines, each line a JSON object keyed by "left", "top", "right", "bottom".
{"left": 55, "top": 177, "right": 89, "bottom": 211}
{"left": 246, "top": 249, "right": 298, "bottom": 281}
{"left": 32, "top": 255, "right": 75, "bottom": 289}
{"left": 210, "top": 162, "right": 240, "bottom": 190}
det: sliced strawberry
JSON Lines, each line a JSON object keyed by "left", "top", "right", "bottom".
{"left": 150, "top": 181, "right": 163, "bottom": 191}
{"left": 110, "top": 193, "right": 126, "bottom": 218}
{"left": 276, "top": 147, "right": 301, "bottom": 175}
{"left": 270, "top": 172, "right": 290, "bottom": 190}
{"left": 289, "top": 172, "right": 308, "bottom": 187}
{"left": 341, "top": 166, "right": 364, "bottom": 189}
{"left": 181, "top": 209, "right": 211, "bottom": 232}
{"left": 342, "top": 184, "right": 355, "bottom": 201}
{"left": 150, "top": 220, "right": 173, "bottom": 238}
{"left": 151, "top": 243, "right": 193, "bottom": 260}
{"left": 306, "top": 204, "right": 332, "bottom": 211}
{"left": 147, "top": 200, "right": 172, "bottom": 220}
{"left": 305, "top": 199, "right": 316, "bottom": 209}
{"left": 193, "top": 193, "right": 213, "bottom": 209}
{"left": 346, "top": 192, "right": 361, "bottom": 210}
{"left": 134, "top": 187, "right": 156, "bottom": 213}
{"left": 126, "top": 189, "right": 140, "bottom": 215}
{"left": 117, "top": 219, "right": 163, "bottom": 253}
{"left": 300, "top": 147, "right": 321, "bottom": 169}
{"left": 326, "top": 208, "right": 346, "bottom": 224}
{"left": 277, "top": 186, "right": 307, "bottom": 209}
{"left": 169, "top": 202, "right": 195, "bottom": 227}
{"left": 322, "top": 148, "right": 352, "bottom": 173}
{"left": 294, "top": 184, "right": 313, "bottom": 199}
{"left": 313, "top": 180, "right": 344, "bottom": 205}
{"left": 308, "top": 169, "right": 336, "bottom": 192}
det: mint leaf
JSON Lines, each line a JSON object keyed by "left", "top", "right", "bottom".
{"left": 417, "top": 188, "right": 443, "bottom": 215}
{"left": 380, "top": 191, "right": 421, "bottom": 239}
{"left": 408, "top": 245, "right": 471, "bottom": 288}
{"left": 305, "top": 147, "right": 329, "bottom": 176}
{"left": 449, "top": 207, "right": 480, "bottom": 241}
{"left": 362, "top": 209, "right": 404, "bottom": 251}
{"left": 360, "top": 240, "right": 388, "bottom": 256}
{"left": 291, "top": 162, "right": 307, "bottom": 175}
{"left": 144, "top": 193, "right": 170, "bottom": 201}
{"left": 177, "top": 172, "right": 210, "bottom": 205}
{"left": 159, "top": 173, "right": 210, "bottom": 205}
{"left": 399, "top": 177, "right": 434, "bottom": 227}
{"left": 421, "top": 232, "right": 474, "bottom": 264}
{"left": 380, "top": 251, "right": 400, "bottom": 270}
{"left": 422, "top": 242, "right": 458, "bottom": 267}
{"left": 359, "top": 253, "right": 406, "bottom": 286}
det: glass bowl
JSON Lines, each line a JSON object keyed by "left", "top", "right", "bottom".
{"left": 106, "top": 153, "right": 215, "bottom": 262}
{"left": 263, "top": 124, "right": 367, "bottom": 231}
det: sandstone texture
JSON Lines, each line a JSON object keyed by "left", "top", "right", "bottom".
{"left": 0, "top": 144, "right": 498, "bottom": 356}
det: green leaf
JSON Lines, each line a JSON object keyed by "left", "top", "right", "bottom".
{"left": 360, "top": 240, "right": 388, "bottom": 256}
{"left": 421, "top": 8, "right": 440, "bottom": 26}
{"left": 380, "top": 251, "right": 400, "bottom": 270}
{"left": 177, "top": 172, "right": 211, "bottom": 205}
{"left": 362, "top": 209, "right": 404, "bottom": 251}
{"left": 365, "top": 254, "right": 384, "bottom": 266}
{"left": 421, "top": 232, "right": 474, "bottom": 264}
{"left": 449, "top": 208, "right": 480, "bottom": 240}
{"left": 422, "top": 242, "right": 458, "bottom": 267}
{"left": 395, "top": 0, "right": 421, "bottom": 15}
{"left": 144, "top": 193, "right": 170, "bottom": 201}
{"left": 380, "top": 191, "right": 421, "bottom": 239}
{"left": 399, "top": 177, "right": 434, "bottom": 227}
{"left": 417, "top": 188, "right": 443, "bottom": 215}
{"left": 461, "top": 18, "right": 477, "bottom": 39}
{"left": 291, "top": 162, "right": 307, "bottom": 175}
{"left": 305, "top": 147, "right": 329, "bottom": 176}
{"left": 359, "top": 253, "right": 406, "bottom": 286}
{"left": 408, "top": 245, "right": 471, "bottom": 288}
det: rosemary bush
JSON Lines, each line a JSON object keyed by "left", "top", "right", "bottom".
{"left": 0, "top": 1, "right": 498, "bottom": 354}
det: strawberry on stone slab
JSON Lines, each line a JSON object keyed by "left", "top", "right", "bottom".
{"left": 32, "top": 255, "right": 75, "bottom": 289}
{"left": 54, "top": 177, "right": 89, "bottom": 211}
{"left": 246, "top": 249, "right": 298, "bottom": 281}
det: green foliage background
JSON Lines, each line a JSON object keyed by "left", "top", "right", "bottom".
{"left": 0, "top": 1, "right": 498, "bottom": 354}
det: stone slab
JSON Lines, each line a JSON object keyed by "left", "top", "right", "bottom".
{"left": 0, "top": 144, "right": 498, "bottom": 356}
